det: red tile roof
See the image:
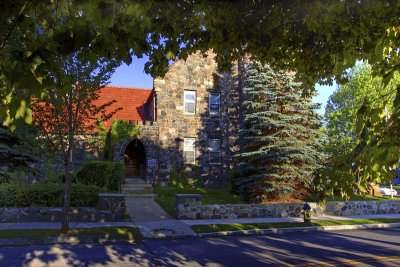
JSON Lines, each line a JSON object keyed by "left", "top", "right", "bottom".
{"left": 95, "top": 86, "right": 154, "bottom": 129}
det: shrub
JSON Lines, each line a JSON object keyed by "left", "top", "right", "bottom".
{"left": 75, "top": 161, "right": 124, "bottom": 191}
{"left": 169, "top": 167, "right": 201, "bottom": 188}
{"left": 0, "top": 182, "right": 102, "bottom": 207}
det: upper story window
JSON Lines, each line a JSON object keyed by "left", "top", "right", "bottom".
{"left": 209, "top": 139, "right": 221, "bottom": 164}
{"left": 184, "top": 91, "right": 196, "bottom": 115}
{"left": 209, "top": 93, "right": 220, "bottom": 115}
{"left": 184, "top": 138, "right": 196, "bottom": 164}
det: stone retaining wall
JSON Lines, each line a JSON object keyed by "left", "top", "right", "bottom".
{"left": 0, "top": 194, "right": 127, "bottom": 223}
{"left": 176, "top": 199, "right": 400, "bottom": 220}
{"left": 176, "top": 202, "right": 323, "bottom": 220}
{"left": 324, "top": 200, "right": 400, "bottom": 216}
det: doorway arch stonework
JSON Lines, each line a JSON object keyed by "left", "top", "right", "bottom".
{"left": 113, "top": 124, "right": 159, "bottom": 183}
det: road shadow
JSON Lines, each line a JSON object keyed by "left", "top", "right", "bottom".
{"left": 0, "top": 242, "right": 154, "bottom": 267}
{"left": 143, "top": 229, "right": 400, "bottom": 266}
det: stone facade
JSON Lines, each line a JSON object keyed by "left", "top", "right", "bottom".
{"left": 113, "top": 51, "right": 243, "bottom": 187}
{"left": 176, "top": 200, "right": 400, "bottom": 220}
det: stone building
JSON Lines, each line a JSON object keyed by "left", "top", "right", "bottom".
{"left": 100, "top": 52, "right": 244, "bottom": 187}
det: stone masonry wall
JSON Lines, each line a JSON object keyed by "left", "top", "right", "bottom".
{"left": 176, "top": 202, "right": 323, "bottom": 220}
{"left": 0, "top": 194, "right": 127, "bottom": 223}
{"left": 324, "top": 200, "right": 400, "bottom": 216}
{"left": 176, "top": 200, "right": 400, "bottom": 220}
{"left": 154, "top": 51, "right": 241, "bottom": 187}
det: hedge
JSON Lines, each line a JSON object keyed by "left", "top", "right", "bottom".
{"left": 75, "top": 161, "right": 124, "bottom": 191}
{"left": 0, "top": 182, "right": 102, "bottom": 207}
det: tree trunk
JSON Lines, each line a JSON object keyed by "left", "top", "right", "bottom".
{"left": 62, "top": 93, "right": 74, "bottom": 231}
{"left": 61, "top": 149, "right": 73, "bottom": 230}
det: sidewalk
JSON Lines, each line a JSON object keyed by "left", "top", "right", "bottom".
{"left": 0, "top": 214, "right": 399, "bottom": 246}
{"left": 0, "top": 213, "right": 399, "bottom": 231}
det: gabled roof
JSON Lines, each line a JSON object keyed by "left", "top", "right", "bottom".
{"left": 95, "top": 86, "right": 154, "bottom": 129}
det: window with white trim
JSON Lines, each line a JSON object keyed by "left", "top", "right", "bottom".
{"left": 209, "top": 93, "right": 220, "bottom": 115}
{"left": 209, "top": 139, "right": 221, "bottom": 164}
{"left": 184, "top": 91, "right": 196, "bottom": 115}
{"left": 184, "top": 138, "right": 196, "bottom": 164}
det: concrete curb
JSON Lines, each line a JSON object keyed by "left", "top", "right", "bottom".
{"left": 197, "top": 223, "right": 400, "bottom": 237}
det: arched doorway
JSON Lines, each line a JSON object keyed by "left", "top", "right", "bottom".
{"left": 124, "top": 138, "right": 146, "bottom": 178}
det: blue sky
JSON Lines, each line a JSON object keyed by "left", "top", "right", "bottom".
{"left": 109, "top": 56, "right": 336, "bottom": 116}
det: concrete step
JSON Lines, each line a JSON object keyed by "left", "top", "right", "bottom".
{"left": 122, "top": 189, "right": 154, "bottom": 195}
{"left": 125, "top": 194, "right": 158, "bottom": 198}
{"left": 123, "top": 184, "right": 152, "bottom": 189}
{"left": 122, "top": 185, "right": 154, "bottom": 192}
{"left": 125, "top": 178, "right": 146, "bottom": 183}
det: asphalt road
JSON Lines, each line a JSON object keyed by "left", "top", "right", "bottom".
{"left": 0, "top": 228, "right": 399, "bottom": 266}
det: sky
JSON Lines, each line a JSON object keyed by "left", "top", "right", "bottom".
{"left": 109, "top": 56, "right": 337, "bottom": 116}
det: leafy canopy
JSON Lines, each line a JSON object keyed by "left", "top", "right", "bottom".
{"left": 1, "top": 1, "right": 400, "bottom": 125}
{"left": 323, "top": 62, "right": 400, "bottom": 196}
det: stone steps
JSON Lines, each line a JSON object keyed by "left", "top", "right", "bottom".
{"left": 125, "top": 178, "right": 146, "bottom": 184}
{"left": 125, "top": 194, "right": 158, "bottom": 198}
{"left": 122, "top": 177, "right": 155, "bottom": 196}
{"left": 122, "top": 188, "right": 154, "bottom": 195}
{"left": 123, "top": 184, "right": 152, "bottom": 190}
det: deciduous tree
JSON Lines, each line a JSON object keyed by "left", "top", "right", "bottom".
{"left": 323, "top": 62, "right": 400, "bottom": 197}
{"left": 32, "top": 49, "right": 119, "bottom": 230}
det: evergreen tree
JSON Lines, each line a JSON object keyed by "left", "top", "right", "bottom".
{"left": 235, "top": 62, "right": 324, "bottom": 202}
{"left": 0, "top": 124, "right": 38, "bottom": 182}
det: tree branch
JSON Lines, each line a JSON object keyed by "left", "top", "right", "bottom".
{"left": 0, "top": 0, "right": 32, "bottom": 51}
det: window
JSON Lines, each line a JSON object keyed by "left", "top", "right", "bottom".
{"left": 209, "top": 139, "right": 221, "bottom": 164}
{"left": 184, "top": 91, "right": 196, "bottom": 114}
{"left": 184, "top": 138, "right": 196, "bottom": 164}
{"left": 209, "top": 93, "right": 220, "bottom": 115}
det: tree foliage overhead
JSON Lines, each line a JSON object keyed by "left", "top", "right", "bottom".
{"left": 1, "top": 0, "right": 400, "bottom": 125}
{"left": 235, "top": 62, "right": 324, "bottom": 203}
{"left": 323, "top": 62, "right": 400, "bottom": 196}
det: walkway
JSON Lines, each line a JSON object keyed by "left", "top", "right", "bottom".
{"left": 122, "top": 177, "right": 196, "bottom": 238}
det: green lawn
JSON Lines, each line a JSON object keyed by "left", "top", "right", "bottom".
{"left": 154, "top": 186, "right": 243, "bottom": 217}
{"left": 393, "top": 186, "right": 400, "bottom": 190}
{"left": 0, "top": 227, "right": 142, "bottom": 242}
{"left": 327, "top": 194, "right": 400, "bottom": 202}
{"left": 192, "top": 218, "right": 400, "bottom": 233}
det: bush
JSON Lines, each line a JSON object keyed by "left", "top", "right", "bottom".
{"left": 0, "top": 182, "right": 102, "bottom": 207}
{"left": 75, "top": 161, "right": 124, "bottom": 191}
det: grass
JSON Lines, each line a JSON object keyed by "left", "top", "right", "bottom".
{"left": 393, "top": 186, "right": 400, "bottom": 190}
{"left": 192, "top": 218, "right": 400, "bottom": 233}
{"left": 327, "top": 194, "right": 400, "bottom": 202}
{"left": 0, "top": 227, "right": 142, "bottom": 242}
{"left": 154, "top": 186, "right": 243, "bottom": 217}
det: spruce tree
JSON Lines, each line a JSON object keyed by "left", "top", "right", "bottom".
{"left": 235, "top": 61, "right": 324, "bottom": 202}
